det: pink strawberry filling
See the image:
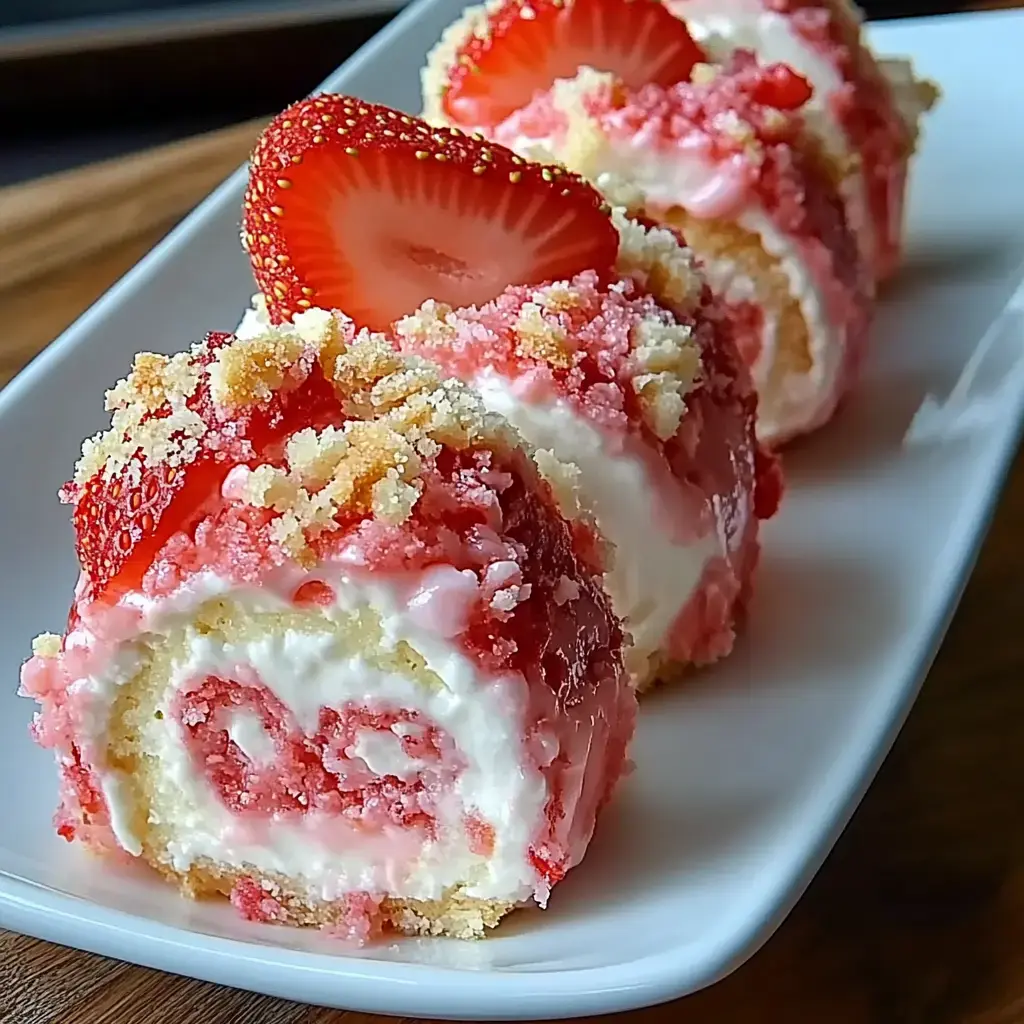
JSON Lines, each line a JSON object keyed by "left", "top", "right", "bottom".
{"left": 178, "top": 682, "right": 458, "bottom": 831}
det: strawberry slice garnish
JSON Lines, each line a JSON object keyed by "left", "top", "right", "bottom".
{"left": 243, "top": 95, "right": 619, "bottom": 331}
{"left": 440, "top": 0, "right": 706, "bottom": 129}
{"left": 67, "top": 333, "right": 346, "bottom": 600}
{"left": 71, "top": 453, "right": 225, "bottom": 600}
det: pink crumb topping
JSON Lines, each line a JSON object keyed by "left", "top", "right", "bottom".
{"left": 397, "top": 269, "right": 683, "bottom": 442}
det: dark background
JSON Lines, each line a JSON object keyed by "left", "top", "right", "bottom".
{"left": 0, "top": 0, "right": 971, "bottom": 187}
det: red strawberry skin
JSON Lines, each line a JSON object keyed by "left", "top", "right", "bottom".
{"left": 441, "top": 0, "right": 706, "bottom": 129}
{"left": 70, "top": 453, "right": 225, "bottom": 600}
{"left": 243, "top": 94, "right": 619, "bottom": 332}
{"left": 66, "top": 334, "right": 345, "bottom": 602}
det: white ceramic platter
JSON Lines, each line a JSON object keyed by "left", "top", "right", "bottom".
{"left": 2, "top": 7, "right": 1024, "bottom": 1021}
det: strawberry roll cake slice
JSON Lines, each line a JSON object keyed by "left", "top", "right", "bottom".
{"left": 423, "top": 6, "right": 873, "bottom": 444}
{"left": 236, "top": 94, "right": 782, "bottom": 687}
{"left": 661, "top": 0, "right": 940, "bottom": 282}
{"left": 19, "top": 312, "right": 636, "bottom": 940}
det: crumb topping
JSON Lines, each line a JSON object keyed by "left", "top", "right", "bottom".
{"left": 31, "top": 633, "right": 62, "bottom": 658}
{"left": 208, "top": 332, "right": 306, "bottom": 408}
{"left": 395, "top": 256, "right": 701, "bottom": 442}
{"left": 75, "top": 346, "right": 208, "bottom": 485}
{"left": 533, "top": 448, "right": 584, "bottom": 521}
{"left": 234, "top": 325, "right": 518, "bottom": 560}
{"left": 611, "top": 208, "right": 705, "bottom": 318}
{"left": 73, "top": 310, "right": 519, "bottom": 562}
{"left": 513, "top": 302, "right": 574, "bottom": 368}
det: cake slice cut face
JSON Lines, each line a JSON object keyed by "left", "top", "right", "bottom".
{"left": 20, "top": 314, "right": 635, "bottom": 940}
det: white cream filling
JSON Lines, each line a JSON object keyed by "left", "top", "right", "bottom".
{"left": 76, "top": 568, "right": 551, "bottom": 904}
{"left": 223, "top": 707, "right": 277, "bottom": 766}
{"left": 473, "top": 370, "right": 719, "bottom": 679}
{"left": 234, "top": 298, "right": 270, "bottom": 340}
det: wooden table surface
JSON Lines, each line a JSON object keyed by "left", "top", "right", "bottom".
{"left": 3, "top": 7, "right": 1024, "bottom": 1022}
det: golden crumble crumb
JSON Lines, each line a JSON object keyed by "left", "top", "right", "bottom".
{"left": 369, "top": 364, "right": 445, "bottom": 415}
{"left": 208, "top": 332, "right": 305, "bottom": 408}
{"left": 244, "top": 464, "right": 300, "bottom": 512}
{"left": 612, "top": 208, "right": 705, "bottom": 315}
{"left": 285, "top": 426, "right": 349, "bottom": 489}
{"left": 372, "top": 468, "right": 422, "bottom": 524}
{"left": 631, "top": 316, "right": 701, "bottom": 440}
{"left": 513, "top": 302, "right": 573, "bottom": 368}
{"left": 332, "top": 331, "right": 405, "bottom": 393}
{"left": 31, "top": 633, "right": 62, "bottom": 658}
{"left": 533, "top": 448, "right": 583, "bottom": 520}
{"left": 532, "top": 283, "right": 584, "bottom": 313}
{"left": 393, "top": 301, "right": 457, "bottom": 349}
{"left": 691, "top": 62, "right": 720, "bottom": 86}
{"left": 75, "top": 341, "right": 210, "bottom": 485}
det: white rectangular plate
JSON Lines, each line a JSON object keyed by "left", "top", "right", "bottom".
{"left": 2, "top": 8, "right": 1024, "bottom": 1021}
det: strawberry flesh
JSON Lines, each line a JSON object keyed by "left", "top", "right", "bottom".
{"left": 72, "top": 452, "right": 226, "bottom": 600}
{"left": 69, "top": 335, "right": 346, "bottom": 600}
{"left": 442, "top": 0, "right": 706, "bottom": 129}
{"left": 243, "top": 95, "right": 619, "bottom": 331}
{"left": 751, "top": 64, "right": 814, "bottom": 111}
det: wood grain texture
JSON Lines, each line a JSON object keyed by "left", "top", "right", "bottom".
{"left": 2, "top": 6, "right": 1024, "bottom": 1018}
{"left": 0, "top": 117, "right": 266, "bottom": 294}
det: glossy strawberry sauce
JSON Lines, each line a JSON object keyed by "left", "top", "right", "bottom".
{"left": 396, "top": 270, "right": 781, "bottom": 672}
{"left": 21, "top": 416, "right": 635, "bottom": 919}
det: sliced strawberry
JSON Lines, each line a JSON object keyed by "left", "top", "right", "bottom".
{"left": 441, "top": 0, "right": 706, "bottom": 129}
{"left": 69, "top": 333, "right": 346, "bottom": 600}
{"left": 243, "top": 95, "right": 619, "bottom": 331}
{"left": 72, "top": 452, "right": 226, "bottom": 599}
